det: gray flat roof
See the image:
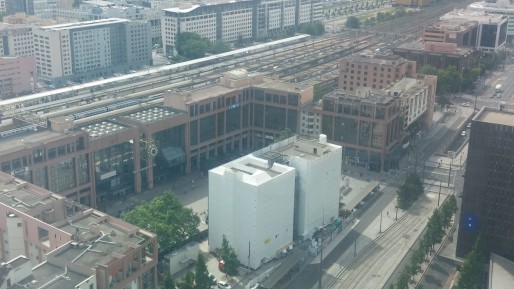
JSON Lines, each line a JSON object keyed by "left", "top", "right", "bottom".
{"left": 40, "top": 18, "right": 129, "bottom": 31}
{"left": 56, "top": 213, "right": 145, "bottom": 268}
{"left": 478, "top": 108, "right": 514, "bottom": 126}
{"left": 0, "top": 128, "right": 82, "bottom": 155}
{"left": 489, "top": 253, "right": 514, "bottom": 289}
{"left": 0, "top": 177, "right": 59, "bottom": 214}
{"left": 10, "top": 262, "right": 90, "bottom": 289}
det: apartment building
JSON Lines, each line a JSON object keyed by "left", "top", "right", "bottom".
{"left": 32, "top": 18, "right": 152, "bottom": 86}
{"left": 162, "top": 0, "right": 323, "bottom": 56}
{"left": 456, "top": 106, "right": 514, "bottom": 262}
{"left": 338, "top": 54, "right": 417, "bottom": 92}
{"left": 0, "top": 55, "right": 36, "bottom": 99}
{"left": 0, "top": 23, "right": 34, "bottom": 57}
{"left": 0, "top": 170, "right": 158, "bottom": 288}
{"left": 317, "top": 88, "right": 403, "bottom": 171}
{"left": 0, "top": 70, "right": 313, "bottom": 208}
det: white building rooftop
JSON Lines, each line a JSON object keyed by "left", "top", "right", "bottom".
{"left": 40, "top": 18, "right": 129, "bottom": 31}
{"left": 210, "top": 155, "right": 294, "bottom": 186}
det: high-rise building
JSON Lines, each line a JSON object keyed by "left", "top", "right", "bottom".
{"left": 456, "top": 106, "right": 514, "bottom": 261}
{"left": 208, "top": 154, "right": 296, "bottom": 269}
{"left": 33, "top": 18, "right": 152, "bottom": 85}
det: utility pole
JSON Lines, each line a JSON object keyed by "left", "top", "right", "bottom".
{"left": 395, "top": 206, "right": 398, "bottom": 221}
{"left": 354, "top": 239, "right": 357, "bottom": 257}
{"left": 379, "top": 211, "right": 383, "bottom": 234}
{"left": 447, "top": 161, "right": 452, "bottom": 186}
{"left": 438, "top": 180, "right": 442, "bottom": 207}
{"left": 318, "top": 209, "right": 324, "bottom": 289}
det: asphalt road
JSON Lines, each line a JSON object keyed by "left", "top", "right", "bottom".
{"left": 284, "top": 187, "right": 397, "bottom": 289}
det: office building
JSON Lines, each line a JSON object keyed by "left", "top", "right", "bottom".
{"left": 6, "top": 0, "right": 35, "bottom": 15}
{"left": 422, "top": 19, "right": 479, "bottom": 47}
{"left": 161, "top": 0, "right": 323, "bottom": 56}
{"left": 393, "top": 41, "right": 478, "bottom": 70}
{"left": 0, "top": 55, "right": 37, "bottom": 99}
{"left": 468, "top": 0, "right": 514, "bottom": 40}
{"left": 440, "top": 9, "right": 508, "bottom": 52}
{"left": 389, "top": 77, "right": 433, "bottom": 131}
{"left": 318, "top": 88, "right": 403, "bottom": 171}
{"left": 0, "top": 70, "right": 313, "bottom": 208}
{"left": 0, "top": 170, "right": 158, "bottom": 288}
{"left": 6, "top": 0, "right": 56, "bottom": 18}
{"left": 456, "top": 106, "right": 514, "bottom": 261}
{"left": 338, "top": 54, "right": 417, "bottom": 92}
{"left": 254, "top": 134, "right": 342, "bottom": 239}
{"left": 55, "top": 2, "right": 164, "bottom": 43}
{"left": 0, "top": 0, "right": 5, "bottom": 14}
{"left": 33, "top": 18, "right": 152, "bottom": 86}
{"left": 0, "top": 23, "right": 34, "bottom": 57}
{"left": 208, "top": 154, "right": 295, "bottom": 269}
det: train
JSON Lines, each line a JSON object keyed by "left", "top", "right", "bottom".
{"left": 0, "top": 125, "right": 38, "bottom": 139}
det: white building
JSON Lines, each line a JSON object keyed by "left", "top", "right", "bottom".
{"left": 255, "top": 135, "right": 342, "bottom": 239}
{"left": 468, "top": 0, "right": 514, "bottom": 40}
{"left": 161, "top": 0, "right": 323, "bottom": 56}
{"left": 208, "top": 154, "right": 295, "bottom": 269}
{"left": 55, "top": 1, "right": 164, "bottom": 43}
{"left": 0, "top": 23, "right": 34, "bottom": 57}
{"left": 441, "top": 9, "right": 508, "bottom": 52}
{"left": 388, "top": 78, "right": 429, "bottom": 131}
{"left": 33, "top": 18, "right": 152, "bottom": 85}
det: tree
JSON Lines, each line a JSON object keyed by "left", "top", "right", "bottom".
{"left": 210, "top": 41, "right": 231, "bottom": 55}
{"left": 453, "top": 235, "right": 486, "bottom": 289}
{"left": 221, "top": 235, "right": 239, "bottom": 276}
{"left": 122, "top": 192, "right": 200, "bottom": 255}
{"left": 397, "top": 173, "right": 423, "bottom": 209}
{"left": 164, "top": 273, "right": 176, "bottom": 289}
{"left": 177, "top": 272, "right": 195, "bottom": 289}
{"left": 175, "top": 32, "right": 212, "bottom": 59}
{"left": 345, "top": 16, "right": 361, "bottom": 29}
{"left": 195, "top": 253, "right": 214, "bottom": 289}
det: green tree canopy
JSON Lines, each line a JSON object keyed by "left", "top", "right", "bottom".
{"left": 177, "top": 271, "right": 195, "bottom": 289}
{"left": 345, "top": 16, "right": 361, "bottom": 29}
{"left": 221, "top": 235, "right": 239, "bottom": 276}
{"left": 195, "top": 253, "right": 214, "bottom": 289}
{"left": 397, "top": 173, "right": 424, "bottom": 209}
{"left": 122, "top": 191, "right": 200, "bottom": 254}
{"left": 210, "top": 40, "right": 232, "bottom": 55}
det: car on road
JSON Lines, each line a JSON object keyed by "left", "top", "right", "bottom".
{"left": 467, "top": 123, "right": 472, "bottom": 128}
{"left": 497, "top": 93, "right": 502, "bottom": 98}
{"left": 461, "top": 131, "right": 466, "bottom": 136}
{"left": 462, "top": 102, "right": 470, "bottom": 107}
{"left": 217, "top": 281, "right": 231, "bottom": 289}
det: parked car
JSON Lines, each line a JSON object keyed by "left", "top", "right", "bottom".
{"left": 467, "top": 123, "right": 472, "bottom": 128}
{"left": 217, "top": 281, "right": 232, "bottom": 289}
{"left": 461, "top": 131, "right": 466, "bottom": 136}
{"left": 208, "top": 273, "right": 217, "bottom": 284}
